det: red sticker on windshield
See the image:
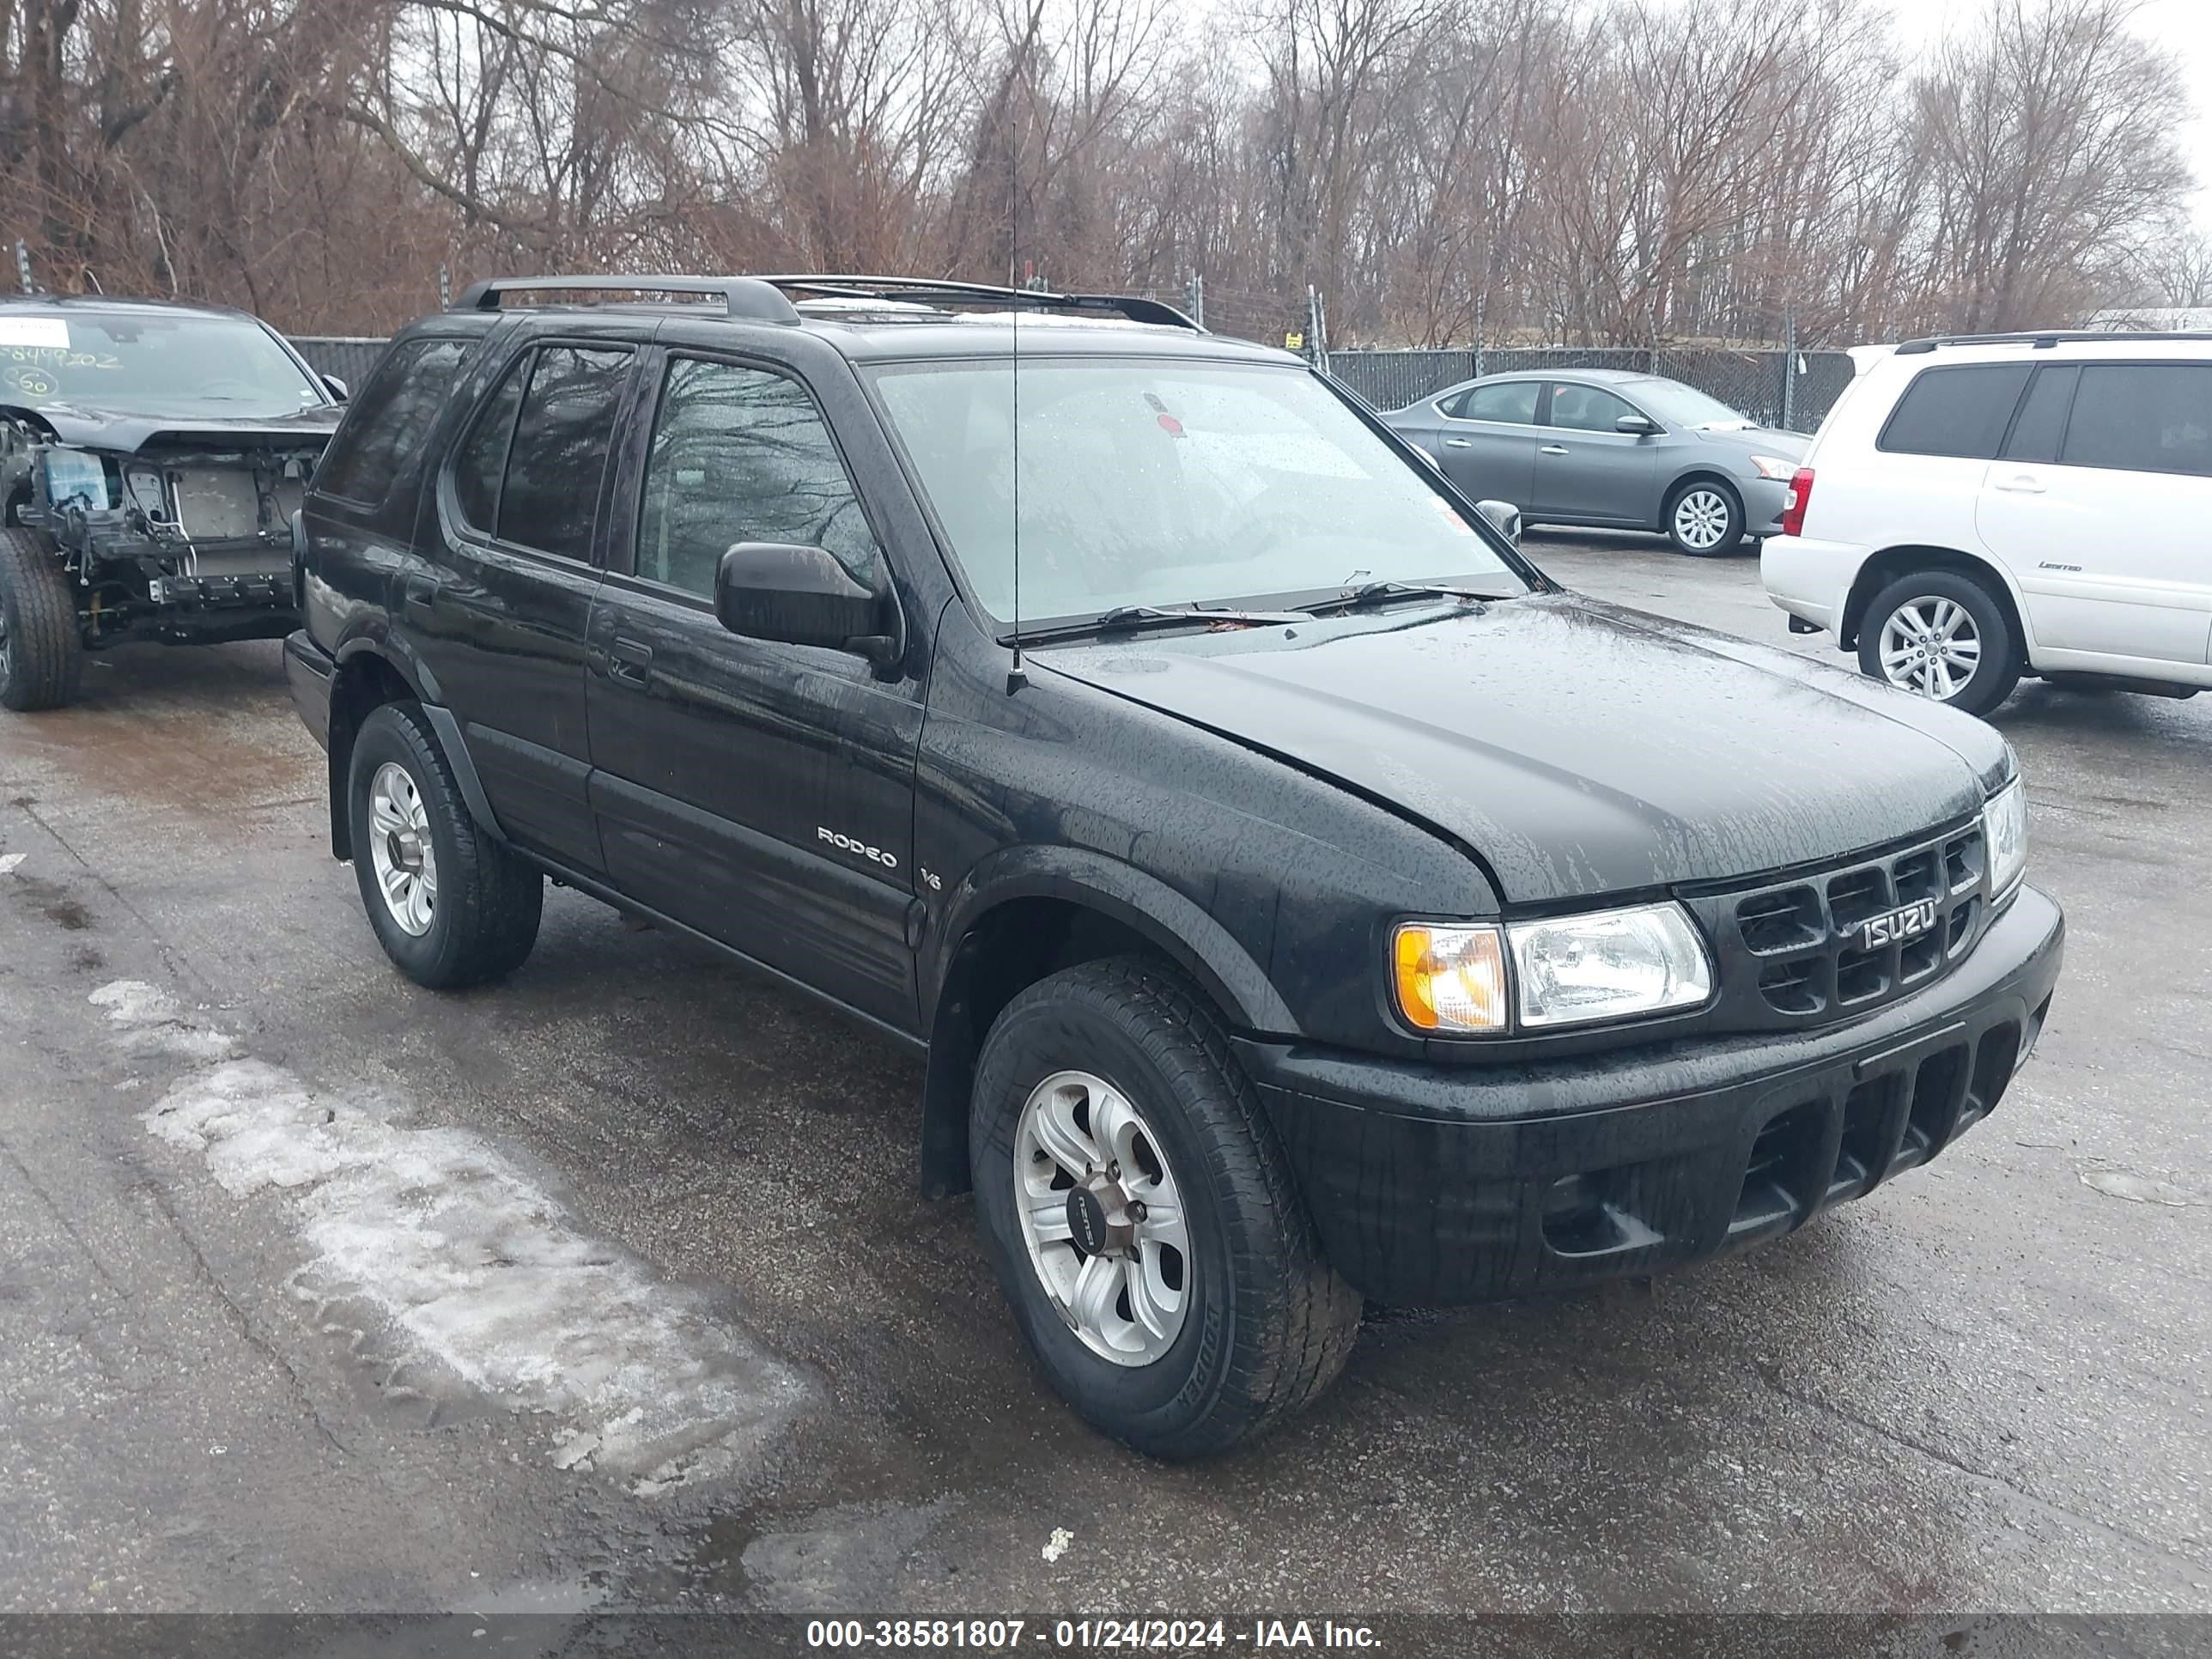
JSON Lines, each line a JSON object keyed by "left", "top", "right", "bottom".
{"left": 1157, "top": 414, "right": 1184, "bottom": 435}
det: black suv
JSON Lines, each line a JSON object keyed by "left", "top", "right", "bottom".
{"left": 287, "top": 275, "right": 2063, "bottom": 1457}
{"left": 1, "top": 295, "right": 345, "bottom": 708}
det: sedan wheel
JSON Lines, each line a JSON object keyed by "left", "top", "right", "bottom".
{"left": 1667, "top": 483, "right": 1743, "bottom": 556}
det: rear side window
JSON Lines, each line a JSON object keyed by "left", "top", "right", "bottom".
{"left": 1877, "top": 364, "right": 2033, "bottom": 459}
{"left": 2002, "top": 366, "right": 2079, "bottom": 464}
{"left": 2060, "top": 364, "right": 2212, "bottom": 477}
{"left": 499, "top": 347, "right": 633, "bottom": 560}
{"left": 1451, "top": 381, "right": 1540, "bottom": 424}
{"left": 451, "top": 357, "right": 529, "bottom": 532}
{"left": 315, "top": 337, "right": 472, "bottom": 505}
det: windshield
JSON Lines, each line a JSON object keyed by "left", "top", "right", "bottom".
{"left": 1627, "top": 378, "right": 1753, "bottom": 430}
{"left": 0, "top": 309, "right": 326, "bottom": 417}
{"left": 868, "top": 356, "right": 1529, "bottom": 625}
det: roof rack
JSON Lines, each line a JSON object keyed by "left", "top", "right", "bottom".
{"left": 452, "top": 275, "right": 800, "bottom": 325}
{"left": 1893, "top": 329, "right": 2212, "bottom": 355}
{"left": 756, "top": 274, "right": 1201, "bottom": 331}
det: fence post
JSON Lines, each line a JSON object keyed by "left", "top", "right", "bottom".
{"left": 1473, "top": 291, "right": 1484, "bottom": 380}
{"left": 1781, "top": 308, "right": 1799, "bottom": 430}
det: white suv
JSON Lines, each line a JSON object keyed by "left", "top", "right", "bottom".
{"left": 1762, "top": 331, "right": 2212, "bottom": 715}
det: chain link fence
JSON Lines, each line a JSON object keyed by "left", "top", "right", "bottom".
{"left": 289, "top": 332, "right": 1855, "bottom": 434}
{"left": 1325, "top": 346, "right": 1855, "bottom": 433}
{"left": 291, "top": 336, "right": 395, "bottom": 390}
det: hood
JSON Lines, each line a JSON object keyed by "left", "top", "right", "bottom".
{"left": 1692, "top": 423, "right": 1809, "bottom": 457}
{"left": 25, "top": 402, "right": 342, "bottom": 454}
{"left": 1038, "top": 593, "right": 2010, "bottom": 906}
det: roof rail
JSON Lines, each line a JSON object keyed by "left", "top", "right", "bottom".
{"left": 1893, "top": 329, "right": 2212, "bottom": 355}
{"left": 452, "top": 275, "right": 800, "bottom": 325}
{"left": 756, "top": 274, "right": 1202, "bottom": 331}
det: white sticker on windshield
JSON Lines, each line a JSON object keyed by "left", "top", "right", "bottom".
{"left": 0, "top": 319, "right": 69, "bottom": 349}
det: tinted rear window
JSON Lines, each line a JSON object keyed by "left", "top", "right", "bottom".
{"left": 1878, "top": 364, "right": 2033, "bottom": 459}
{"left": 2002, "top": 365, "right": 2078, "bottom": 464}
{"left": 315, "top": 337, "right": 473, "bottom": 505}
{"left": 2061, "top": 363, "right": 2212, "bottom": 477}
{"left": 497, "top": 346, "right": 631, "bottom": 560}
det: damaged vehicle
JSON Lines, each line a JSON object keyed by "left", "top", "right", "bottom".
{"left": 0, "top": 295, "right": 344, "bottom": 710}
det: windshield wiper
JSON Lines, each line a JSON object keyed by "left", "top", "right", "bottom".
{"left": 1296, "top": 581, "right": 1498, "bottom": 616}
{"left": 1006, "top": 604, "right": 1307, "bottom": 646}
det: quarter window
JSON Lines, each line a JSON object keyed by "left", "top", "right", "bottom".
{"left": 2059, "top": 364, "right": 2212, "bottom": 478}
{"left": 635, "top": 357, "right": 881, "bottom": 599}
{"left": 315, "top": 337, "right": 473, "bottom": 506}
{"left": 1546, "top": 383, "right": 1637, "bottom": 434}
{"left": 1452, "top": 381, "right": 1540, "bottom": 425}
{"left": 1878, "top": 364, "right": 2033, "bottom": 459}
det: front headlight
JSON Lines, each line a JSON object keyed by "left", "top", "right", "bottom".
{"left": 1392, "top": 902, "right": 1713, "bottom": 1035}
{"left": 1983, "top": 777, "right": 2027, "bottom": 901}
{"left": 1749, "top": 453, "right": 1798, "bottom": 481}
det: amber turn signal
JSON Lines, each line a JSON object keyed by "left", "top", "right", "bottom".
{"left": 1393, "top": 923, "right": 1509, "bottom": 1034}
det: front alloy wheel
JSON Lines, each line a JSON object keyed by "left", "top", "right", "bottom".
{"left": 1015, "top": 1070, "right": 1189, "bottom": 1367}
{"left": 1666, "top": 483, "right": 1744, "bottom": 556}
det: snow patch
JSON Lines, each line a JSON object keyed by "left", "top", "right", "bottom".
{"left": 0, "top": 852, "right": 26, "bottom": 876}
{"left": 88, "top": 980, "right": 240, "bottom": 1061}
{"left": 143, "top": 1054, "right": 805, "bottom": 1490}
{"left": 90, "top": 980, "right": 182, "bottom": 1025}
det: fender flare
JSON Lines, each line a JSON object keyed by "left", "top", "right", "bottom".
{"left": 328, "top": 637, "right": 505, "bottom": 848}
{"left": 925, "top": 844, "right": 1299, "bottom": 1037}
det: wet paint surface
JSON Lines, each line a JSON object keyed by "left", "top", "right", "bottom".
{"left": 0, "top": 538, "right": 2206, "bottom": 1626}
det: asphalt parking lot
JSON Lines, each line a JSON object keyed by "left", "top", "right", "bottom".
{"left": 1, "top": 532, "right": 2207, "bottom": 1638}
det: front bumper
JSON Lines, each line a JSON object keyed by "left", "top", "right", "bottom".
{"left": 1741, "top": 476, "right": 1794, "bottom": 538}
{"left": 285, "top": 629, "right": 335, "bottom": 752}
{"left": 1240, "top": 885, "right": 2063, "bottom": 1305}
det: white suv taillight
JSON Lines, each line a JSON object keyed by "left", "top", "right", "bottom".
{"left": 1780, "top": 467, "right": 1814, "bottom": 538}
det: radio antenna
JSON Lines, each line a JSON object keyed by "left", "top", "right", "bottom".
{"left": 1006, "top": 226, "right": 1027, "bottom": 692}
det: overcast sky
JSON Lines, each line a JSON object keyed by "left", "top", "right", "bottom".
{"left": 1884, "top": 0, "right": 2212, "bottom": 234}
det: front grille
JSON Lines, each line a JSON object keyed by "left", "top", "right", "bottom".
{"left": 1702, "top": 823, "right": 1990, "bottom": 1028}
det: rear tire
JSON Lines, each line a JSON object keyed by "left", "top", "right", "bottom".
{"left": 1665, "top": 480, "right": 1745, "bottom": 556}
{"left": 0, "top": 529, "right": 85, "bottom": 712}
{"left": 347, "top": 702, "right": 543, "bottom": 988}
{"left": 1857, "top": 570, "right": 2020, "bottom": 717}
{"left": 970, "top": 957, "right": 1362, "bottom": 1459}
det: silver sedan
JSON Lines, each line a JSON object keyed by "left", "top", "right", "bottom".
{"left": 1382, "top": 369, "right": 1808, "bottom": 556}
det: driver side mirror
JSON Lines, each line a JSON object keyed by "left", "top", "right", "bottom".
{"left": 1614, "top": 412, "right": 1660, "bottom": 436}
{"left": 1474, "top": 499, "right": 1522, "bottom": 546}
{"left": 714, "top": 542, "right": 902, "bottom": 673}
{"left": 321, "top": 374, "right": 349, "bottom": 403}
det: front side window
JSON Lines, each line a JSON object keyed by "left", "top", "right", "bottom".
{"left": 316, "top": 337, "right": 473, "bottom": 505}
{"left": 0, "top": 307, "right": 326, "bottom": 416}
{"left": 2060, "top": 364, "right": 2212, "bottom": 478}
{"left": 1878, "top": 364, "right": 2033, "bottom": 459}
{"left": 1546, "top": 383, "right": 1637, "bottom": 433}
{"left": 868, "top": 357, "right": 1528, "bottom": 624}
{"left": 1455, "top": 381, "right": 1540, "bottom": 424}
{"left": 636, "top": 358, "right": 881, "bottom": 599}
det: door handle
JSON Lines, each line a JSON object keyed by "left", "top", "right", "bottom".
{"left": 1995, "top": 471, "right": 2046, "bottom": 494}
{"left": 401, "top": 574, "right": 437, "bottom": 613}
{"left": 608, "top": 635, "right": 653, "bottom": 685}
{"left": 1443, "top": 438, "right": 1473, "bottom": 448}
{"left": 1539, "top": 444, "right": 1569, "bottom": 455}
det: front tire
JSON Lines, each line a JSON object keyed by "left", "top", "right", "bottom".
{"left": 1665, "top": 480, "right": 1745, "bottom": 556}
{"left": 0, "top": 529, "right": 85, "bottom": 711}
{"left": 1857, "top": 570, "right": 2021, "bottom": 716}
{"left": 970, "top": 957, "right": 1362, "bottom": 1459}
{"left": 348, "top": 702, "right": 544, "bottom": 988}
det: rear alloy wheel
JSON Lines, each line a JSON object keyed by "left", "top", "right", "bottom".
{"left": 1857, "top": 570, "right": 2021, "bottom": 717}
{"left": 348, "top": 702, "right": 544, "bottom": 988}
{"left": 1666, "top": 481, "right": 1745, "bottom": 556}
{"left": 970, "top": 957, "right": 1362, "bottom": 1459}
{"left": 0, "top": 528, "right": 86, "bottom": 712}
